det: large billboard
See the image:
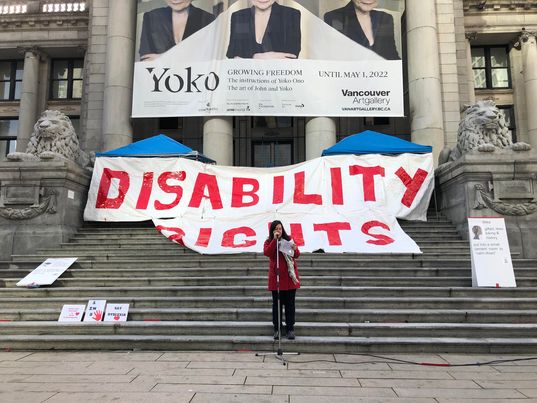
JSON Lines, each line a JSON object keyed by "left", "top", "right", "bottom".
{"left": 132, "top": 0, "right": 405, "bottom": 117}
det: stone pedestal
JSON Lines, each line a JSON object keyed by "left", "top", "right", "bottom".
{"left": 0, "top": 161, "right": 91, "bottom": 260}
{"left": 436, "top": 150, "right": 537, "bottom": 258}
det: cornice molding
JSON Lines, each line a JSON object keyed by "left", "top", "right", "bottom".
{"left": 0, "top": 13, "right": 88, "bottom": 31}
{"left": 464, "top": 0, "right": 537, "bottom": 12}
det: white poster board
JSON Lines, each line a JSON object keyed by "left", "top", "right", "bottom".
{"left": 104, "top": 304, "right": 129, "bottom": 322}
{"left": 58, "top": 304, "right": 86, "bottom": 322}
{"left": 16, "top": 258, "right": 77, "bottom": 287}
{"left": 83, "top": 299, "right": 106, "bottom": 322}
{"left": 468, "top": 217, "right": 516, "bottom": 287}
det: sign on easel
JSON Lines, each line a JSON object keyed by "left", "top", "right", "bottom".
{"left": 104, "top": 304, "right": 129, "bottom": 322}
{"left": 58, "top": 304, "right": 86, "bottom": 322}
{"left": 83, "top": 299, "right": 106, "bottom": 322}
{"left": 468, "top": 217, "right": 516, "bottom": 287}
{"left": 16, "top": 258, "right": 77, "bottom": 287}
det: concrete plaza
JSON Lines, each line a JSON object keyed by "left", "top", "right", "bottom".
{"left": 1, "top": 350, "right": 537, "bottom": 402}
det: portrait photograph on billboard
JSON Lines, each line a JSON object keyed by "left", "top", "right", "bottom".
{"left": 132, "top": 0, "right": 405, "bottom": 118}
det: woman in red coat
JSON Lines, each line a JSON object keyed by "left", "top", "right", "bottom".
{"left": 263, "top": 220, "right": 300, "bottom": 340}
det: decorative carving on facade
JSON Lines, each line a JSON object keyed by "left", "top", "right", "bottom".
{"left": 513, "top": 29, "right": 537, "bottom": 50}
{"left": 439, "top": 100, "right": 532, "bottom": 164}
{"left": 474, "top": 183, "right": 537, "bottom": 216}
{"left": 464, "top": 1, "right": 537, "bottom": 12}
{"left": 0, "top": 188, "right": 57, "bottom": 220}
{"left": 7, "top": 110, "right": 92, "bottom": 169}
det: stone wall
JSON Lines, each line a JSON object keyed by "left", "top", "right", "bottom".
{"left": 0, "top": 161, "right": 91, "bottom": 260}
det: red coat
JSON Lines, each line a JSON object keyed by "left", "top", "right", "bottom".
{"left": 263, "top": 238, "right": 301, "bottom": 291}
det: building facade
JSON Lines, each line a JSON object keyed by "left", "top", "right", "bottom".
{"left": 1, "top": 0, "right": 536, "bottom": 166}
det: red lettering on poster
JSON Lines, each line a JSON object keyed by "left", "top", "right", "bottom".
{"left": 188, "top": 173, "right": 223, "bottom": 209}
{"left": 221, "top": 227, "right": 256, "bottom": 248}
{"left": 136, "top": 172, "right": 153, "bottom": 210}
{"left": 289, "top": 223, "right": 305, "bottom": 246}
{"left": 361, "top": 221, "right": 394, "bottom": 245}
{"left": 95, "top": 168, "right": 130, "bottom": 209}
{"left": 313, "top": 222, "right": 352, "bottom": 245}
{"left": 330, "top": 167, "right": 343, "bottom": 205}
{"left": 156, "top": 225, "right": 185, "bottom": 246}
{"left": 395, "top": 167, "right": 428, "bottom": 208}
{"left": 273, "top": 175, "right": 284, "bottom": 204}
{"left": 293, "top": 171, "right": 322, "bottom": 205}
{"left": 154, "top": 171, "right": 185, "bottom": 210}
{"left": 195, "top": 228, "right": 212, "bottom": 247}
{"left": 349, "top": 165, "right": 385, "bottom": 202}
{"left": 231, "top": 177, "right": 260, "bottom": 208}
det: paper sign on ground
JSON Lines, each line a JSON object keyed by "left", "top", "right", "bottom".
{"left": 83, "top": 299, "right": 106, "bottom": 322}
{"left": 16, "top": 258, "right": 77, "bottom": 287}
{"left": 58, "top": 304, "right": 86, "bottom": 322}
{"left": 104, "top": 304, "right": 129, "bottom": 322}
{"left": 468, "top": 217, "right": 516, "bottom": 287}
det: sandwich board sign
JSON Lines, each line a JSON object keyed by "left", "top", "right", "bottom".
{"left": 16, "top": 257, "right": 77, "bottom": 287}
{"left": 104, "top": 304, "right": 129, "bottom": 322}
{"left": 83, "top": 299, "right": 106, "bottom": 322}
{"left": 468, "top": 217, "right": 516, "bottom": 287}
{"left": 58, "top": 304, "right": 86, "bottom": 322}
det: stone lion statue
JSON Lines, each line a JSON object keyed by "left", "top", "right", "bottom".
{"left": 439, "top": 100, "right": 531, "bottom": 164}
{"left": 7, "top": 110, "right": 92, "bottom": 168}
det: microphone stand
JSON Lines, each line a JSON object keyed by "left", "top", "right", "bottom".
{"left": 256, "top": 236, "right": 299, "bottom": 365}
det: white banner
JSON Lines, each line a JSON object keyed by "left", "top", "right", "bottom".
{"left": 84, "top": 154, "right": 434, "bottom": 254}
{"left": 468, "top": 217, "right": 516, "bottom": 288}
{"left": 133, "top": 0, "right": 404, "bottom": 117}
{"left": 17, "top": 258, "right": 77, "bottom": 288}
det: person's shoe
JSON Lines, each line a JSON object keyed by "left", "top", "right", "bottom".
{"left": 273, "top": 330, "right": 279, "bottom": 340}
{"left": 287, "top": 330, "right": 295, "bottom": 340}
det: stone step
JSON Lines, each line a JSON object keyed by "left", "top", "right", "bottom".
{"left": 1, "top": 296, "right": 537, "bottom": 310}
{"left": 55, "top": 242, "right": 472, "bottom": 251}
{"left": 3, "top": 266, "right": 536, "bottom": 279}
{"left": 0, "top": 285, "right": 534, "bottom": 298}
{"left": 0, "top": 266, "right": 479, "bottom": 278}
{"left": 1, "top": 275, "right": 480, "bottom": 288}
{"left": 64, "top": 238, "right": 472, "bottom": 248}
{"left": 7, "top": 256, "right": 486, "bottom": 268}
{"left": 1, "top": 321, "right": 537, "bottom": 338}
{"left": 1, "top": 333, "right": 537, "bottom": 353}
{"left": 1, "top": 307, "right": 537, "bottom": 323}
{"left": 2, "top": 258, "right": 479, "bottom": 269}
{"left": 10, "top": 253, "right": 478, "bottom": 264}
{"left": 5, "top": 276, "right": 536, "bottom": 288}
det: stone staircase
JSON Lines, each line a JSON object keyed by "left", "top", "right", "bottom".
{"left": 1, "top": 213, "right": 537, "bottom": 353}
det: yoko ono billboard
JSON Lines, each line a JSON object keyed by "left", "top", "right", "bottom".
{"left": 133, "top": 0, "right": 404, "bottom": 118}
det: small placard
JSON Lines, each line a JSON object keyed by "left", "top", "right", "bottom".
{"left": 468, "top": 217, "right": 516, "bottom": 288}
{"left": 58, "top": 304, "right": 86, "bottom": 322}
{"left": 83, "top": 299, "right": 106, "bottom": 322}
{"left": 104, "top": 304, "right": 129, "bottom": 322}
{"left": 17, "top": 258, "right": 77, "bottom": 287}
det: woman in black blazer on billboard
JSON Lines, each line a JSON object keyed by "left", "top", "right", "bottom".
{"left": 226, "top": 0, "right": 301, "bottom": 59}
{"left": 139, "top": 0, "right": 215, "bottom": 61}
{"left": 324, "top": 0, "right": 400, "bottom": 60}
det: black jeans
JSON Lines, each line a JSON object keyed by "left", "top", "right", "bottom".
{"left": 272, "top": 289, "right": 296, "bottom": 332}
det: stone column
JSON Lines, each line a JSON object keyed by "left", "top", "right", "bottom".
{"left": 305, "top": 117, "right": 336, "bottom": 160}
{"left": 519, "top": 30, "right": 537, "bottom": 148}
{"left": 102, "top": 0, "right": 136, "bottom": 150}
{"left": 203, "top": 117, "right": 233, "bottom": 165}
{"left": 465, "top": 32, "right": 477, "bottom": 105}
{"left": 16, "top": 47, "right": 41, "bottom": 152}
{"left": 406, "top": 0, "right": 445, "bottom": 165}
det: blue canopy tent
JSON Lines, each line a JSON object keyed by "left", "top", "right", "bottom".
{"left": 322, "top": 130, "right": 432, "bottom": 156}
{"left": 96, "top": 134, "right": 216, "bottom": 164}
